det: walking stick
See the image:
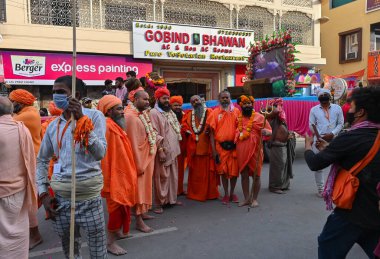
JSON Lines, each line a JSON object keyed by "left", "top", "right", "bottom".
{"left": 69, "top": 1, "right": 77, "bottom": 258}
{"left": 248, "top": 101, "right": 273, "bottom": 210}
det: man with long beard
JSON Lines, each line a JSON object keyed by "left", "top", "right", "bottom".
{"left": 124, "top": 89, "right": 157, "bottom": 233}
{"left": 207, "top": 90, "right": 240, "bottom": 205}
{"left": 170, "top": 95, "right": 187, "bottom": 195}
{"left": 150, "top": 88, "right": 181, "bottom": 214}
{"left": 0, "top": 96, "right": 37, "bottom": 259}
{"left": 183, "top": 95, "right": 219, "bottom": 201}
{"left": 235, "top": 95, "right": 272, "bottom": 207}
{"left": 9, "top": 89, "right": 42, "bottom": 249}
{"left": 98, "top": 95, "right": 137, "bottom": 255}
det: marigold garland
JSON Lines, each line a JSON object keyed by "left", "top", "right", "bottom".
{"left": 238, "top": 95, "right": 255, "bottom": 107}
{"left": 191, "top": 105, "right": 207, "bottom": 142}
{"left": 238, "top": 111, "right": 256, "bottom": 141}
{"left": 146, "top": 72, "right": 167, "bottom": 90}
{"left": 246, "top": 30, "right": 298, "bottom": 96}
{"left": 130, "top": 103, "right": 157, "bottom": 154}
{"left": 74, "top": 116, "right": 94, "bottom": 153}
{"left": 163, "top": 110, "right": 182, "bottom": 141}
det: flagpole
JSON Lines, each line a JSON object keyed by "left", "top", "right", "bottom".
{"left": 69, "top": 0, "right": 77, "bottom": 258}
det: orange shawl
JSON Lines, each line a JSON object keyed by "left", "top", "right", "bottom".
{"left": 101, "top": 118, "right": 137, "bottom": 211}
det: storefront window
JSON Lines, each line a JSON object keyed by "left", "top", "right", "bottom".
{"left": 338, "top": 28, "right": 362, "bottom": 64}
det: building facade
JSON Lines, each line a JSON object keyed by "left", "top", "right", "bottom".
{"left": 320, "top": 0, "right": 380, "bottom": 85}
{"left": 0, "top": 0, "right": 325, "bottom": 105}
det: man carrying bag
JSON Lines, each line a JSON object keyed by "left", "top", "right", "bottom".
{"left": 304, "top": 86, "right": 380, "bottom": 259}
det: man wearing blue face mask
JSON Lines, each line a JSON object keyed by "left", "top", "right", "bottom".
{"left": 36, "top": 75, "right": 108, "bottom": 259}
{"left": 309, "top": 88, "right": 344, "bottom": 197}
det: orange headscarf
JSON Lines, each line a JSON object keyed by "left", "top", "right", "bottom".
{"left": 97, "top": 95, "right": 122, "bottom": 115}
{"left": 170, "top": 96, "right": 183, "bottom": 105}
{"left": 9, "top": 89, "right": 35, "bottom": 106}
{"left": 128, "top": 87, "right": 144, "bottom": 102}
{"left": 48, "top": 101, "right": 63, "bottom": 116}
{"left": 154, "top": 87, "right": 170, "bottom": 100}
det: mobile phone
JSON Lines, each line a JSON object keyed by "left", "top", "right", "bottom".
{"left": 312, "top": 124, "right": 322, "bottom": 140}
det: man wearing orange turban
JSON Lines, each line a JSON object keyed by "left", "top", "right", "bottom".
{"left": 98, "top": 95, "right": 137, "bottom": 255}
{"left": 170, "top": 96, "right": 187, "bottom": 195}
{"left": 150, "top": 88, "right": 181, "bottom": 213}
{"left": 9, "top": 89, "right": 42, "bottom": 249}
{"left": 9, "top": 89, "right": 41, "bottom": 156}
{"left": 41, "top": 102, "right": 63, "bottom": 138}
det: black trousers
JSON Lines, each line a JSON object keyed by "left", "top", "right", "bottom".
{"left": 318, "top": 211, "right": 380, "bottom": 259}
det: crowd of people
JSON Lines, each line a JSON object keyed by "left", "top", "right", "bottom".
{"left": 0, "top": 72, "right": 379, "bottom": 259}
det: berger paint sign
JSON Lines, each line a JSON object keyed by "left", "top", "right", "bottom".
{"left": 1, "top": 51, "right": 152, "bottom": 85}
{"left": 133, "top": 21, "right": 254, "bottom": 63}
{"left": 11, "top": 55, "right": 46, "bottom": 77}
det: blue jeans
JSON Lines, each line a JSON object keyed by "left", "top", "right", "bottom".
{"left": 318, "top": 211, "right": 380, "bottom": 259}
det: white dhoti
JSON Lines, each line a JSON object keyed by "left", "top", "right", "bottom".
{"left": 0, "top": 189, "right": 29, "bottom": 259}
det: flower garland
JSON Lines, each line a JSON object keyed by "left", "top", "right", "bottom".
{"left": 191, "top": 106, "right": 207, "bottom": 142}
{"left": 238, "top": 95, "right": 255, "bottom": 107}
{"left": 238, "top": 111, "right": 256, "bottom": 141}
{"left": 246, "top": 30, "right": 298, "bottom": 96}
{"left": 163, "top": 110, "right": 182, "bottom": 141}
{"left": 130, "top": 103, "right": 157, "bottom": 154}
{"left": 146, "top": 72, "right": 167, "bottom": 90}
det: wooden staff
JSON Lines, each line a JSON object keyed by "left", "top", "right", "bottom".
{"left": 248, "top": 100, "right": 273, "bottom": 210}
{"left": 69, "top": 0, "right": 77, "bottom": 258}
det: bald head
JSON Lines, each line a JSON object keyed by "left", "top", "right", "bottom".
{"left": 134, "top": 90, "right": 148, "bottom": 100}
{"left": 0, "top": 96, "right": 13, "bottom": 116}
{"left": 134, "top": 90, "right": 150, "bottom": 111}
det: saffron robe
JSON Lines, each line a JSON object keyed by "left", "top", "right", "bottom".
{"left": 150, "top": 108, "right": 181, "bottom": 206}
{"left": 177, "top": 111, "right": 189, "bottom": 195}
{"left": 101, "top": 118, "right": 137, "bottom": 233}
{"left": 235, "top": 113, "right": 272, "bottom": 177}
{"left": 14, "top": 106, "right": 41, "bottom": 157}
{"left": 183, "top": 109, "right": 219, "bottom": 201}
{"left": 0, "top": 115, "right": 37, "bottom": 259}
{"left": 207, "top": 106, "right": 239, "bottom": 178}
{"left": 124, "top": 108, "right": 157, "bottom": 215}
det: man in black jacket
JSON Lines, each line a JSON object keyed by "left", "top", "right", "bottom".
{"left": 305, "top": 86, "right": 380, "bottom": 259}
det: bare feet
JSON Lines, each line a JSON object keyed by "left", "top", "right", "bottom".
{"left": 153, "top": 207, "right": 163, "bottom": 214}
{"left": 136, "top": 222, "right": 154, "bottom": 233}
{"left": 269, "top": 189, "right": 285, "bottom": 194}
{"left": 107, "top": 243, "right": 127, "bottom": 256}
{"left": 250, "top": 200, "right": 259, "bottom": 208}
{"left": 238, "top": 200, "right": 250, "bottom": 207}
{"left": 29, "top": 227, "right": 43, "bottom": 250}
{"left": 142, "top": 214, "right": 155, "bottom": 220}
{"left": 175, "top": 201, "right": 183, "bottom": 206}
{"left": 115, "top": 232, "right": 132, "bottom": 240}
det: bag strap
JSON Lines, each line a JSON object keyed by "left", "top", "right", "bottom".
{"left": 349, "top": 130, "right": 380, "bottom": 176}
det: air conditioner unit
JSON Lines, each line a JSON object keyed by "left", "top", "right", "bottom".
{"left": 347, "top": 52, "right": 357, "bottom": 60}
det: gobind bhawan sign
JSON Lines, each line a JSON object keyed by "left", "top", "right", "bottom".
{"left": 133, "top": 21, "right": 254, "bottom": 63}
{"left": 0, "top": 51, "right": 153, "bottom": 85}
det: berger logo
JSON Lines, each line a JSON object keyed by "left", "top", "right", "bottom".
{"left": 11, "top": 55, "right": 46, "bottom": 77}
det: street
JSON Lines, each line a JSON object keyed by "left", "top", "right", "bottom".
{"left": 29, "top": 140, "right": 367, "bottom": 259}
